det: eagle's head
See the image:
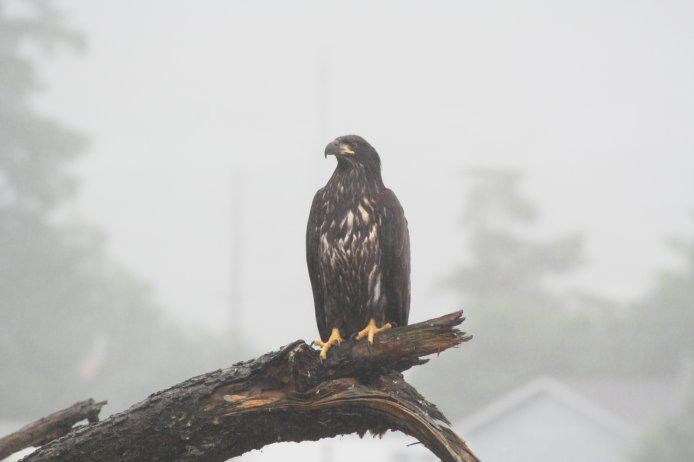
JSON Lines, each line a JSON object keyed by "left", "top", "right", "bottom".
{"left": 325, "top": 135, "right": 381, "bottom": 176}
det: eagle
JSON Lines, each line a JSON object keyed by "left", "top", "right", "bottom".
{"left": 306, "top": 135, "right": 410, "bottom": 359}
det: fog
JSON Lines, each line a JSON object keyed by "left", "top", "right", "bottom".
{"left": 2, "top": 1, "right": 693, "bottom": 461}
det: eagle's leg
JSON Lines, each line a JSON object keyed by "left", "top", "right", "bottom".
{"left": 355, "top": 318, "right": 392, "bottom": 344}
{"left": 313, "top": 327, "right": 344, "bottom": 360}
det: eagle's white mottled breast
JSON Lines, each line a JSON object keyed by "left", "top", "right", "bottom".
{"left": 318, "top": 196, "right": 385, "bottom": 305}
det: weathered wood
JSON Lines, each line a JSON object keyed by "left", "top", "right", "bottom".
{"left": 0, "top": 399, "right": 106, "bottom": 460}
{"left": 322, "top": 309, "right": 472, "bottom": 371}
{"left": 20, "top": 311, "right": 478, "bottom": 462}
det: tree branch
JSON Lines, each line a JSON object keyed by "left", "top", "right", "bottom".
{"left": 20, "top": 311, "right": 478, "bottom": 462}
{"left": 0, "top": 399, "right": 106, "bottom": 460}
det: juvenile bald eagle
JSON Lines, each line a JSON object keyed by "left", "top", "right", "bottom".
{"left": 307, "top": 135, "right": 410, "bottom": 359}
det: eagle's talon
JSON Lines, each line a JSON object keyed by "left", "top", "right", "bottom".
{"left": 317, "top": 327, "right": 343, "bottom": 360}
{"left": 356, "top": 319, "right": 392, "bottom": 344}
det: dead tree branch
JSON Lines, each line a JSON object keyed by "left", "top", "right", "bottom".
{"left": 19, "top": 311, "right": 478, "bottom": 462}
{"left": 0, "top": 399, "right": 106, "bottom": 460}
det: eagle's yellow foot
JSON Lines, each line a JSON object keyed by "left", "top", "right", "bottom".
{"left": 355, "top": 318, "right": 392, "bottom": 344}
{"left": 313, "top": 327, "right": 343, "bottom": 360}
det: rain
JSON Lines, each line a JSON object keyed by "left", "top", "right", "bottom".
{"left": 1, "top": 0, "right": 693, "bottom": 461}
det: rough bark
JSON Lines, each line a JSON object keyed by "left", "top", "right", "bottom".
{"left": 0, "top": 399, "right": 106, "bottom": 460}
{"left": 19, "top": 311, "right": 478, "bottom": 462}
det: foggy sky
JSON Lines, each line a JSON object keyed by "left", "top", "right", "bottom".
{"left": 35, "top": 0, "right": 694, "bottom": 347}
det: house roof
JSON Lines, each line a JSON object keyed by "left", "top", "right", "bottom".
{"left": 566, "top": 376, "right": 684, "bottom": 425}
{"left": 457, "top": 376, "right": 638, "bottom": 440}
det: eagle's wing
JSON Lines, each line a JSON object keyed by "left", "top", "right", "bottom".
{"left": 306, "top": 189, "right": 329, "bottom": 341}
{"left": 380, "top": 188, "right": 411, "bottom": 327}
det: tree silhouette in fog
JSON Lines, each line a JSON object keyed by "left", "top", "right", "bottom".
{"left": 413, "top": 169, "right": 610, "bottom": 418}
{"left": 0, "top": 1, "right": 231, "bottom": 419}
{"left": 624, "top": 214, "right": 694, "bottom": 374}
{"left": 634, "top": 387, "right": 694, "bottom": 462}
{"left": 413, "top": 168, "right": 694, "bottom": 453}
{"left": 449, "top": 169, "right": 582, "bottom": 308}
{"left": 630, "top": 214, "right": 694, "bottom": 461}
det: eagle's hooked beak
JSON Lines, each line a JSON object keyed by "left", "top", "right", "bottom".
{"left": 325, "top": 140, "right": 355, "bottom": 158}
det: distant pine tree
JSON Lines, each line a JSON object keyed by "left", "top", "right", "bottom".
{"left": 411, "top": 169, "right": 607, "bottom": 418}
{"left": 0, "top": 0, "right": 238, "bottom": 419}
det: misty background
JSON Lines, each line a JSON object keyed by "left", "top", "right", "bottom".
{"left": 1, "top": 0, "right": 693, "bottom": 461}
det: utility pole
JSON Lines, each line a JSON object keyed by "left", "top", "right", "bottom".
{"left": 229, "top": 168, "right": 244, "bottom": 346}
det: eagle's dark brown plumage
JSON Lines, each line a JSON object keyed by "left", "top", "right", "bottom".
{"left": 307, "top": 135, "right": 410, "bottom": 358}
